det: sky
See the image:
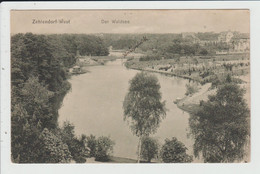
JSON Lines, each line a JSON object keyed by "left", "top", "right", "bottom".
{"left": 11, "top": 10, "right": 250, "bottom": 34}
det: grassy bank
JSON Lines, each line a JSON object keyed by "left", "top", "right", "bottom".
{"left": 176, "top": 100, "right": 201, "bottom": 115}
{"left": 175, "top": 83, "right": 216, "bottom": 115}
{"left": 125, "top": 54, "right": 250, "bottom": 84}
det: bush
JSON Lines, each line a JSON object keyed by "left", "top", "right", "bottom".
{"left": 200, "top": 48, "right": 208, "bottom": 55}
{"left": 86, "top": 134, "right": 97, "bottom": 157}
{"left": 211, "top": 73, "right": 243, "bottom": 89}
{"left": 160, "top": 137, "right": 193, "bottom": 163}
{"left": 139, "top": 55, "right": 161, "bottom": 61}
{"left": 140, "top": 137, "right": 159, "bottom": 162}
{"left": 95, "top": 136, "right": 115, "bottom": 162}
{"left": 70, "top": 135, "right": 89, "bottom": 163}
{"left": 185, "top": 82, "right": 199, "bottom": 96}
{"left": 39, "top": 128, "right": 72, "bottom": 163}
{"left": 60, "top": 122, "right": 89, "bottom": 163}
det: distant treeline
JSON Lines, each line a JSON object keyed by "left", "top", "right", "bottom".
{"left": 103, "top": 33, "right": 221, "bottom": 51}
{"left": 103, "top": 33, "right": 182, "bottom": 51}
{"left": 11, "top": 33, "right": 109, "bottom": 163}
{"left": 102, "top": 33, "right": 246, "bottom": 61}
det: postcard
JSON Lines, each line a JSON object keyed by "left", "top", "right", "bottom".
{"left": 1, "top": 2, "right": 260, "bottom": 174}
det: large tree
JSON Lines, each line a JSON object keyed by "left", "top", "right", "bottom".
{"left": 189, "top": 83, "right": 250, "bottom": 162}
{"left": 123, "top": 72, "right": 166, "bottom": 163}
{"left": 38, "top": 128, "right": 72, "bottom": 163}
{"left": 11, "top": 77, "right": 53, "bottom": 162}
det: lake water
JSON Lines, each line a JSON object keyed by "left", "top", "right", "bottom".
{"left": 59, "top": 59, "right": 198, "bottom": 161}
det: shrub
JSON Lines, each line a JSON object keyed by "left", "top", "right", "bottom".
{"left": 139, "top": 55, "right": 161, "bottom": 61}
{"left": 200, "top": 48, "right": 208, "bottom": 56}
{"left": 185, "top": 82, "right": 199, "bottom": 96}
{"left": 160, "top": 137, "right": 193, "bottom": 163}
{"left": 140, "top": 137, "right": 159, "bottom": 162}
{"left": 211, "top": 73, "right": 243, "bottom": 89}
{"left": 60, "top": 122, "right": 89, "bottom": 163}
{"left": 86, "top": 134, "right": 97, "bottom": 157}
{"left": 70, "top": 135, "right": 89, "bottom": 163}
{"left": 39, "top": 128, "right": 72, "bottom": 163}
{"left": 95, "top": 136, "right": 115, "bottom": 162}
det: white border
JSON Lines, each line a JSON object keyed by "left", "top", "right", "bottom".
{"left": 1, "top": 1, "right": 260, "bottom": 174}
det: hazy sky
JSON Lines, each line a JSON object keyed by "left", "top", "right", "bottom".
{"left": 11, "top": 10, "right": 250, "bottom": 34}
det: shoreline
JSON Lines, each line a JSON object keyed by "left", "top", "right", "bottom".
{"left": 125, "top": 60, "right": 250, "bottom": 115}
{"left": 70, "top": 58, "right": 249, "bottom": 116}
{"left": 127, "top": 66, "right": 196, "bottom": 82}
{"left": 175, "top": 83, "right": 215, "bottom": 115}
{"left": 125, "top": 63, "right": 213, "bottom": 115}
{"left": 176, "top": 98, "right": 201, "bottom": 115}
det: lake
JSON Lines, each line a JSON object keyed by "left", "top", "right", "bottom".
{"left": 58, "top": 59, "right": 198, "bottom": 161}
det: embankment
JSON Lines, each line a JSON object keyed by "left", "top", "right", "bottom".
{"left": 176, "top": 83, "right": 216, "bottom": 115}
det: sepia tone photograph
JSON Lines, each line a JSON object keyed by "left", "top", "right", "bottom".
{"left": 10, "top": 9, "right": 250, "bottom": 164}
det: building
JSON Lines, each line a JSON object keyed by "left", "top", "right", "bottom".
{"left": 230, "top": 33, "right": 250, "bottom": 53}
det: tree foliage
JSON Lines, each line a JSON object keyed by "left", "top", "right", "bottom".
{"left": 86, "top": 134, "right": 98, "bottom": 157}
{"left": 189, "top": 83, "right": 250, "bottom": 162}
{"left": 140, "top": 137, "right": 159, "bottom": 162}
{"left": 38, "top": 128, "right": 72, "bottom": 163}
{"left": 160, "top": 137, "right": 193, "bottom": 163}
{"left": 95, "top": 136, "right": 115, "bottom": 162}
{"left": 123, "top": 72, "right": 166, "bottom": 137}
{"left": 59, "top": 122, "right": 90, "bottom": 163}
{"left": 11, "top": 77, "right": 54, "bottom": 163}
{"left": 200, "top": 48, "right": 208, "bottom": 56}
{"left": 11, "top": 33, "right": 108, "bottom": 163}
{"left": 123, "top": 72, "right": 166, "bottom": 162}
{"left": 211, "top": 73, "right": 243, "bottom": 89}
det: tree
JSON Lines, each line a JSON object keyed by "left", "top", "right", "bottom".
{"left": 60, "top": 122, "right": 89, "bottom": 163}
{"left": 11, "top": 103, "right": 42, "bottom": 163}
{"left": 20, "top": 76, "right": 54, "bottom": 128}
{"left": 183, "top": 44, "right": 196, "bottom": 56}
{"left": 11, "top": 77, "right": 54, "bottom": 163}
{"left": 225, "top": 73, "right": 232, "bottom": 83}
{"left": 200, "top": 48, "right": 208, "bottom": 56}
{"left": 11, "top": 33, "right": 109, "bottom": 163}
{"left": 123, "top": 72, "right": 166, "bottom": 163}
{"left": 189, "top": 83, "right": 250, "bottom": 162}
{"left": 140, "top": 137, "right": 159, "bottom": 162}
{"left": 11, "top": 33, "right": 72, "bottom": 130}
{"left": 160, "top": 137, "right": 193, "bottom": 163}
{"left": 86, "top": 134, "right": 97, "bottom": 157}
{"left": 95, "top": 136, "right": 115, "bottom": 162}
{"left": 38, "top": 128, "right": 72, "bottom": 163}
{"left": 71, "top": 135, "right": 89, "bottom": 163}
